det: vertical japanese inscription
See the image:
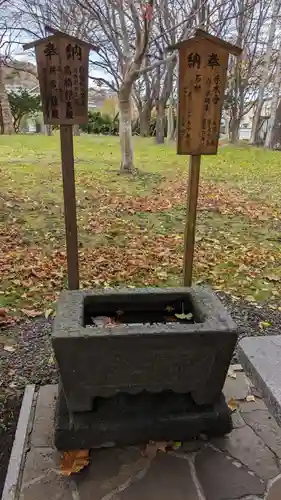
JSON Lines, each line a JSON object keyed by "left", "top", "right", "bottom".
{"left": 35, "top": 36, "right": 89, "bottom": 124}
{"left": 177, "top": 39, "right": 228, "bottom": 155}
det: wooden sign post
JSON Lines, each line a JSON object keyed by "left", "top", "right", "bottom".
{"left": 171, "top": 29, "right": 242, "bottom": 286}
{"left": 23, "top": 28, "right": 98, "bottom": 290}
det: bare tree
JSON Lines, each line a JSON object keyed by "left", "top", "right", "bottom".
{"left": 250, "top": 0, "right": 280, "bottom": 144}
{"left": 0, "top": 1, "right": 20, "bottom": 134}
{"left": 133, "top": 66, "right": 157, "bottom": 137}
{"left": 264, "top": 30, "right": 281, "bottom": 148}
{"left": 226, "top": 0, "right": 270, "bottom": 143}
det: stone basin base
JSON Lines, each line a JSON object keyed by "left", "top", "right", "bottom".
{"left": 54, "top": 384, "right": 232, "bottom": 450}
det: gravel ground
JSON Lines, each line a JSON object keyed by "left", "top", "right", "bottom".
{"left": 1, "top": 292, "right": 281, "bottom": 493}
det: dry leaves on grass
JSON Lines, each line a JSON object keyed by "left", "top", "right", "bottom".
{"left": 0, "top": 308, "right": 16, "bottom": 328}
{"left": 2, "top": 171, "right": 281, "bottom": 320}
{"left": 21, "top": 309, "right": 42, "bottom": 318}
{"left": 60, "top": 450, "right": 89, "bottom": 476}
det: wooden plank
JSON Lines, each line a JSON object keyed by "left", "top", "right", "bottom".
{"left": 23, "top": 29, "right": 99, "bottom": 52}
{"left": 44, "top": 26, "right": 99, "bottom": 51}
{"left": 35, "top": 36, "right": 89, "bottom": 125}
{"left": 195, "top": 29, "right": 242, "bottom": 56}
{"left": 177, "top": 38, "right": 229, "bottom": 155}
{"left": 183, "top": 155, "right": 201, "bottom": 287}
{"left": 60, "top": 124, "right": 79, "bottom": 290}
{"left": 168, "top": 30, "right": 242, "bottom": 56}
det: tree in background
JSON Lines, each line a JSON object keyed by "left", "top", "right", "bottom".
{"left": 5, "top": 0, "right": 281, "bottom": 151}
{"left": 8, "top": 88, "right": 41, "bottom": 132}
{"left": 226, "top": 0, "right": 271, "bottom": 143}
{"left": 250, "top": 0, "right": 280, "bottom": 145}
{"left": 0, "top": 0, "right": 17, "bottom": 134}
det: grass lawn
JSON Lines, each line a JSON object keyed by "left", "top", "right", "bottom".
{"left": 1, "top": 134, "right": 281, "bottom": 322}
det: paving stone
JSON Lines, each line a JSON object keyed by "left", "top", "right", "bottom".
{"left": 212, "top": 426, "right": 280, "bottom": 480}
{"left": 19, "top": 448, "right": 73, "bottom": 500}
{"left": 232, "top": 410, "right": 246, "bottom": 429}
{"left": 238, "top": 336, "right": 281, "bottom": 427}
{"left": 265, "top": 474, "right": 281, "bottom": 500}
{"left": 242, "top": 410, "right": 281, "bottom": 459}
{"left": 74, "top": 447, "right": 149, "bottom": 500}
{"left": 223, "top": 372, "right": 250, "bottom": 402}
{"left": 239, "top": 397, "right": 267, "bottom": 413}
{"left": 117, "top": 453, "right": 200, "bottom": 500}
{"left": 179, "top": 439, "right": 206, "bottom": 453}
{"left": 30, "top": 385, "right": 57, "bottom": 448}
{"left": 195, "top": 446, "right": 265, "bottom": 500}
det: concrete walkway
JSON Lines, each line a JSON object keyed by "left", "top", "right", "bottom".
{"left": 2, "top": 369, "right": 281, "bottom": 500}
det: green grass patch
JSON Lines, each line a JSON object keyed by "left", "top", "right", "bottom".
{"left": 1, "top": 134, "right": 281, "bottom": 315}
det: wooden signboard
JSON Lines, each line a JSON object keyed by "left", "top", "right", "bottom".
{"left": 178, "top": 39, "right": 229, "bottom": 155}
{"left": 35, "top": 37, "right": 89, "bottom": 125}
{"left": 23, "top": 29, "right": 99, "bottom": 290}
{"left": 170, "top": 29, "right": 242, "bottom": 286}
{"left": 23, "top": 28, "right": 98, "bottom": 126}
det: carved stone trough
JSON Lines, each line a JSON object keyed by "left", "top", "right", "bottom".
{"left": 52, "top": 287, "right": 237, "bottom": 413}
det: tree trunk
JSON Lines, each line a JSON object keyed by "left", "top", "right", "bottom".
{"left": 267, "top": 101, "right": 281, "bottom": 150}
{"left": 230, "top": 118, "right": 240, "bottom": 143}
{"left": 119, "top": 92, "right": 134, "bottom": 173}
{"left": 250, "top": 0, "right": 279, "bottom": 145}
{"left": 44, "top": 124, "right": 53, "bottom": 136}
{"left": 223, "top": 113, "right": 230, "bottom": 139}
{"left": 155, "top": 101, "right": 165, "bottom": 144}
{"left": 167, "top": 99, "right": 174, "bottom": 141}
{"left": 73, "top": 124, "right": 80, "bottom": 136}
{"left": 0, "top": 61, "right": 14, "bottom": 135}
{"left": 265, "top": 45, "right": 281, "bottom": 148}
{"left": 139, "top": 101, "right": 151, "bottom": 137}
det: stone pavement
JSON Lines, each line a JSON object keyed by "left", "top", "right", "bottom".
{"left": 7, "top": 369, "right": 281, "bottom": 499}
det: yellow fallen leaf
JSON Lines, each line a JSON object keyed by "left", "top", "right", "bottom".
{"left": 4, "top": 345, "right": 16, "bottom": 353}
{"left": 172, "top": 441, "right": 182, "bottom": 450}
{"left": 60, "top": 450, "right": 89, "bottom": 476}
{"left": 45, "top": 308, "right": 54, "bottom": 319}
{"left": 175, "top": 312, "right": 193, "bottom": 320}
{"left": 259, "top": 321, "right": 271, "bottom": 330}
{"left": 246, "top": 395, "right": 256, "bottom": 402}
{"left": 228, "top": 398, "right": 238, "bottom": 412}
{"left": 165, "top": 305, "right": 175, "bottom": 312}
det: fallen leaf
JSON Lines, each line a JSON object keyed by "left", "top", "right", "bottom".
{"left": 165, "top": 305, "right": 175, "bottom": 312}
{"left": 60, "top": 450, "right": 89, "bottom": 476}
{"left": 228, "top": 398, "right": 238, "bottom": 412}
{"left": 48, "top": 355, "right": 55, "bottom": 366}
{"left": 232, "top": 364, "right": 243, "bottom": 372}
{"left": 142, "top": 441, "right": 169, "bottom": 458}
{"left": 265, "top": 275, "right": 280, "bottom": 282}
{"left": 4, "top": 345, "right": 16, "bottom": 353}
{"left": 92, "top": 316, "right": 115, "bottom": 327}
{"left": 259, "top": 321, "right": 271, "bottom": 329}
{"left": 175, "top": 312, "right": 193, "bottom": 320}
{"left": 228, "top": 367, "right": 237, "bottom": 379}
{"left": 246, "top": 395, "right": 255, "bottom": 402}
{"left": 21, "top": 309, "right": 42, "bottom": 318}
{"left": 45, "top": 308, "right": 54, "bottom": 319}
{"left": 172, "top": 441, "right": 182, "bottom": 450}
